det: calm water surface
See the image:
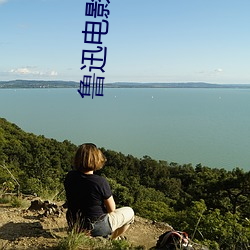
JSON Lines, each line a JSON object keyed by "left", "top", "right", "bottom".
{"left": 0, "top": 88, "right": 250, "bottom": 170}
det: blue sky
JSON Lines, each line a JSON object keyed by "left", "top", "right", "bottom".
{"left": 1, "top": 0, "right": 250, "bottom": 84}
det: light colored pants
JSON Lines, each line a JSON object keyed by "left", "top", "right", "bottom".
{"left": 107, "top": 207, "right": 134, "bottom": 232}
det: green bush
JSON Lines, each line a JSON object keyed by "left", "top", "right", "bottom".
{"left": 57, "top": 231, "right": 94, "bottom": 250}
{"left": 0, "top": 195, "right": 11, "bottom": 204}
{"left": 10, "top": 196, "right": 29, "bottom": 208}
{"left": 133, "top": 201, "right": 173, "bottom": 222}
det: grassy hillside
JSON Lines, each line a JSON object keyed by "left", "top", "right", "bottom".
{"left": 0, "top": 117, "right": 249, "bottom": 249}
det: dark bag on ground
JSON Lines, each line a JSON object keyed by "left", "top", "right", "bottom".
{"left": 155, "top": 230, "right": 193, "bottom": 250}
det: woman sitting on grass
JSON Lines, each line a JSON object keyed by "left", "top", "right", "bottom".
{"left": 64, "top": 143, "right": 134, "bottom": 239}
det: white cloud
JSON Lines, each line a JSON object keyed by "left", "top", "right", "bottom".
{"left": 198, "top": 68, "right": 224, "bottom": 75}
{"left": 10, "top": 68, "right": 31, "bottom": 74}
{"left": 0, "top": 0, "right": 8, "bottom": 5}
{"left": 8, "top": 67, "right": 58, "bottom": 77}
{"left": 50, "top": 70, "right": 58, "bottom": 76}
{"left": 214, "top": 68, "right": 223, "bottom": 73}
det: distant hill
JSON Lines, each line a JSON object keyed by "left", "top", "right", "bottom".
{"left": 1, "top": 80, "right": 250, "bottom": 89}
{"left": 105, "top": 82, "right": 250, "bottom": 88}
{"left": 0, "top": 80, "right": 78, "bottom": 88}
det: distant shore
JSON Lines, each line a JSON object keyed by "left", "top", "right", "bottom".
{"left": 1, "top": 80, "right": 250, "bottom": 89}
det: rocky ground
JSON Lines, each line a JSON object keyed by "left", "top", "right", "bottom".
{"left": 0, "top": 199, "right": 173, "bottom": 250}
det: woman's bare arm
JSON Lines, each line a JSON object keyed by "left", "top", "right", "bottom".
{"left": 104, "top": 195, "right": 116, "bottom": 213}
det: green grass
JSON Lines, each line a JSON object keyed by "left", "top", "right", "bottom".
{"left": 0, "top": 194, "right": 29, "bottom": 208}
{"left": 10, "top": 196, "right": 30, "bottom": 208}
{"left": 0, "top": 196, "right": 11, "bottom": 204}
{"left": 56, "top": 230, "right": 145, "bottom": 250}
{"left": 57, "top": 230, "right": 94, "bottom": 250}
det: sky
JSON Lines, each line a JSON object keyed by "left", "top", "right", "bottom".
{"left": 1, "top": 0, "right": 250, "bottom": 84}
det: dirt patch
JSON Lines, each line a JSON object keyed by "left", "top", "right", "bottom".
{"left": 0, "top": 205, "right": 63, "bottom": 249}
{"left": 124, "top": 216, "right": 173, "bottom": 249}
{"left": 0, "top": 202, "right": 172, "bottom": 249}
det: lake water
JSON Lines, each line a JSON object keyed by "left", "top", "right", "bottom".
{"left": 0, "top": 88, "right": 250, "bottom": 171}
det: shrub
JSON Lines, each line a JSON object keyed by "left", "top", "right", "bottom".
{"left": 10, "top": 196, "right": 29, "bottom": 208}
{"left": 133, "top": 201, "right": 173, "bottom": 222}
{"left": 57, "top": 230, "right": 94, "bottom": 250}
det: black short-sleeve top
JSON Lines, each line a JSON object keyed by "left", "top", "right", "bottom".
{"left": 64, "top": 170, "right": 112, "bottom": 218}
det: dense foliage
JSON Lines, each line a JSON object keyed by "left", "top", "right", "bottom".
{"left": 0, "top": 118, "right": 77, "bottom": 198}
{"left": 0, "top": 117, "right": 249, "bottom": 249}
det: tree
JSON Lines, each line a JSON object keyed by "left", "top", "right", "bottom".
{"left": 220, "top": 168, "right": 250, "bottom": 216}
{"left": 106, "top": 178, "right": 134, "bottom": 206}
{"left": 133, "top": 201, "right": 173, "bottom": 222}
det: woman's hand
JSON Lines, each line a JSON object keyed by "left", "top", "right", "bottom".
{"left": 104, "top": 195, "right": 116, "bottom": 213}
